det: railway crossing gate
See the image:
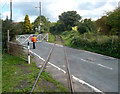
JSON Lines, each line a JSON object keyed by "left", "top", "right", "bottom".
{"left": 16, "top": 33, "right": 49, "bottom": 44}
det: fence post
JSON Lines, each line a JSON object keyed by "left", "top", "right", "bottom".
{"left": 28, "top": 42, "right": 30, "bottom": 64}
{"left": 83, "top": 33, "right": 86, "bottom": 40}
{"left": 47, "top": 32, "right": 49, "bottom": 41}
{"left": 112, "top": 35, "right": 114, "bottom": 44}
{"left": 7, "top": 30, "right": 10, "bottom": 54}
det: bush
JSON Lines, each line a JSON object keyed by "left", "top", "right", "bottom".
{"left": 71, "top": 34, "right": 119, "bottom": 58}
{"left": 77, "top": 24, "right": 87, "bottom": 34}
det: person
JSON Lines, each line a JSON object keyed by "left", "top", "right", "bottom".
{"left": 31, "top": 35, "right": 37, "bottom": 49}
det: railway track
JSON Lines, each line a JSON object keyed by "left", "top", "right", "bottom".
{"left": 30, "top": 35, "right": 74, "bottom": 94}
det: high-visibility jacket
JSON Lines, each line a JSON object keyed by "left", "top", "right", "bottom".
{"left": 31, "top": 37, "right": 37, "bottom": 42}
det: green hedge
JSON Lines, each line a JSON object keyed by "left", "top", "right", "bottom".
{"left": 70, "top": 35, "right": 119, "bottom": 58}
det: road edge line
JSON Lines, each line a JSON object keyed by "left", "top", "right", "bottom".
{"left": 30, "top": 50, "right": 104, "bottom": 93}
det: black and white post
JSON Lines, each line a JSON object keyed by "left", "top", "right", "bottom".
{"left": 28, "top": 42, "right": 30, "bottom": 64}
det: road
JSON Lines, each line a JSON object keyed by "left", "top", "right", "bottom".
{"left": 25, "top": 42, "right": 118, "bottom": 92}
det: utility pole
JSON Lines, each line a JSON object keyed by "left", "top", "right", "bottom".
{"left": 10, "top": 0, "right": 12, "bottom": 21}
{"left": 40, "top": 2, "right": 41, "bottom": 27}
{"left": 35, "top": 2, "right": 41, "bottom": 33}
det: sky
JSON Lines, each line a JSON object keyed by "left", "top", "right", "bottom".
{"left": 0, "top": 0, "right": 119, "bottom": 23}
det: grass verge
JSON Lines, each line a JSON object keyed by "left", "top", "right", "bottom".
{"left": 2, "top": 53, "right": 69, "bottom": 93}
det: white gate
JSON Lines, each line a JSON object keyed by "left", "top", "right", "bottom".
{"left": 16, "top": 33, "right": 49, "bottom": 44}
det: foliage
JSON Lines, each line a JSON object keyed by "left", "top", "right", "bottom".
{"left": 95, "top": 8, "right": 120, "bottom": 35}
{"left": 48, "top": 33, "right": 55, "bottom": 43}
{"left": 2, "top": 17, "right": 13, "bottom": 50}
{"left": 49, "top": 22, "right": 56, "bottom": 34}
{"left": 95, "top": 16, "right": 110, "bottom": 35}
{"left": 106, "top": 8, "right": 120, "bottom": 35}
{"left": 50, "top": 21, "right": 66, "bottom": 34}
{"left": 77, "top": 24, "right": 87, "bottom": 34}
{"left": 13, "top": 22, "right": 24, "bottom": 35}
{"left": 59, "top": 11, "right": 81, "bottom": 30}
{"left": 63, "top": 31, "right": 119, "bottom": 58}
{"left": 23, "top": 14, "right": 32, "bottom": 34}
{"left": 78, "top": 18, "right": 95, "bottom": 34}
{"left": 32, "top": 15, "right": 50, "bottom": 33}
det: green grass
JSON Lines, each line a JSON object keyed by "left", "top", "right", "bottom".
{"left": 48, "top": 33, "right": 55, "bottom": 43}
{"left": 2, "top": 53, "right": 70, "bottom": 93}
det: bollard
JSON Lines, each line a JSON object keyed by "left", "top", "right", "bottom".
{"left": 28, "top": 42, "right": 30, "bottom": 64}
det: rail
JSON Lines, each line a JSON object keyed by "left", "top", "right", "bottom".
{"left": 30, "top": 35, "right": 74, "bottom": 94}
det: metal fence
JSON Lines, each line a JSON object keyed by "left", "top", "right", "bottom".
{"left": 16, "top": 33, "right": 49, "bottom": 44}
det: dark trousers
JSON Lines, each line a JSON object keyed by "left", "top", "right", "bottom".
{"left": 33, "top": 42, "right": 35, "bottom": 49}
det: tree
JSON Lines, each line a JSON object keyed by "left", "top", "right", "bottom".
{"left": 2, "top": 16, "right": 13, "bottom": 50}
{"left": 13, "top": 22, "right": 24, "bottom": 35}
{"left": 59, "top": 11, "right": 81, "bottom": 30}
{"left": 78, "top": 24, "right": 87, "bottom": 34}
{"left": 106, "top": 8, "right": 120, "bottom": 35}
{"left": 78, "top": 18, "right": 95, "bottom": 34}
{"left": 23, "top": 14, "right": 32, "bottom": 34}
{"left": 32, "top": 15, "right": 50, "bottom": 33}
{"left": 95, "top": 16, "right": 110, "bottom": 35}
{"left": 82, "top": 19, "right": 95, "bottom": 32}
{"left": 95, "top": 8, "right": 120, "bottom": 35}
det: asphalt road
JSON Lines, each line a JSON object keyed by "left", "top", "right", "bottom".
{"left": 25, "top": 42, "right": 118, "bottom": 92}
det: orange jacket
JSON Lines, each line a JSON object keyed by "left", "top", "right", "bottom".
{"left": 31, "top": 37, "right": 37, "bottom": 42}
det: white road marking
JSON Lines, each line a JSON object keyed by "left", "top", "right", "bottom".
{"left": 80, "top": 58, "right": 113, "bottom": 70}
{"left": 30, "top": 50, "right": 104, "bottom": 93}
{"left": 97, "top": 64, "right": 113, "bottom": 70}
{"left": 72, "top": 75, "right": 103, "bottom": 93}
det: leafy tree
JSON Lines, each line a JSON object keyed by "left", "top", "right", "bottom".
{"left": 2, "top": 16, "right": 13, "bottom": 50}
{"left": 32, "top": 15, "right": 50, "bottom": 33}
{"left": 95, "top": 16, "right": 110, "bottom": 35}
{"left": 13, "top": 22, "right": 24, "bottom": 35}
{"left": 106, "top": 8, "right": 120, "bottom": 35}
{"left": 78, "top": 24, "right": 87, "bottom": 34}
{"left": 78, "top": 18, "right": 95, "bottom": 34}
{"left": 59, "top": 11, "right": 81, "bottom": 30}
{"left": 56, "top": 20, "right": 66, "bottom": 33}
{"left": 49, "top": 22, "right": 56, "bottom": 34}
{"left": 82, "top": 19, "right": 95, "bottom": 32}
{"left": 23, "top": 14, "right": 32, "bottom": 34}
{"left": 95, "top": 8, "right": 120, "bottom": 35}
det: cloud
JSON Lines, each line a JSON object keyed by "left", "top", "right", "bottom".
{"left": 1, "top": 11, "right": 10, "bottom": 20}
{"left": 0, "top": 0, "right": 119, "bottom": 22}
{"left": 13, "top": 2, "right": 38, "bottom": 16}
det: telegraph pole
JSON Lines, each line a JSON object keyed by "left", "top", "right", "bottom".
{"left": 39, "top": 2, "right": 41, "bottom": 33}
{"left": 40, "top": 2, "right": 41, "bottom": 27}
{"left": 10, "top": 0, "right": 12, "bottom": 21}
{"left": 35, "top": 2, "right": 41, "bottom": 33}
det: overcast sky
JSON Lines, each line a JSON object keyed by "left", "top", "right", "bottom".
{"left": 0, "top": 0, "right": 119, "bottom": 22}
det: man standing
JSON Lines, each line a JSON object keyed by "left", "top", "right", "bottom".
{"left": 31, "top": 35, "right": 37, "bottom": 49}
